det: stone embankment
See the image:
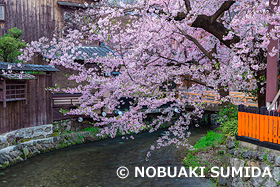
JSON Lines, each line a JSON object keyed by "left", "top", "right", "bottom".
{"left": 218, "top": 137, "right": 280, "bottom": 187}
{"left": 0, "top": 124, "right": 53, "bottom": 149}
{"left": 0, "top": 124, "right": 97, "bottom": 169}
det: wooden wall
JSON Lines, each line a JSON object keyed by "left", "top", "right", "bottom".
{"left": 0, "top": 0, "right": 92, "bottom": 43}
{"left": 0, "top": 74, "right": 53, "bottom": 133}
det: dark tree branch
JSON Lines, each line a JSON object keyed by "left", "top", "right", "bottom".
{"left": 174, "top": 12, "right": 187, "bottom": 21}
{"left": 174, "top": 1, "right": 239, "bottom": 48}
{"left": 184, "top": 0, "right": 191, "bottom": 13}
{"left": 176, "top": 27, "right": 214, "bottom": 60}
{"left": 166, "top": 60, "right": 198, "bottom": 67}
{"left": 183, "top": 75, "right": 214, "bottom": 89}
{"left": 144, "top": 50, "right": 200, "bottom": 67}
{"left": 191, "top": 15, "right": 240, "bottom": 48}
{"left": 211, "top": 0, "right": 235, "bottom": 23}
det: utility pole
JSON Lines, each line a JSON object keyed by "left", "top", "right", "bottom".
{"left": 266, "top": 0, "right": 279, "bottom": 109}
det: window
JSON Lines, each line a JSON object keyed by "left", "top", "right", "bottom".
{"left": 0, "top": 73, "right": 35, "bottom": 108}
{"left": 0, "top": 80, "right": 26, "bottom": 102}
{"left": 0, "top": 5, "right": 4, "bottom": 20}
{"left": 5, "top": 80, "right": 26, "bottom": 101}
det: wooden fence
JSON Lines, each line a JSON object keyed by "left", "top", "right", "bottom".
{"left": 53, "top": 93, "right": 82, "bottom": 108}
{"left": 181, "top": 91, "right": 257, "bottom": 107}
{"left": 238, "top": 105, "right": 280, "bottom": 144}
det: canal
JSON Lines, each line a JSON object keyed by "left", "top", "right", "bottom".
{"left": 0, "top": 127, "right": 213, "bottom": 187}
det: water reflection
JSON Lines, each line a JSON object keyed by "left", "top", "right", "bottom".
{"left": 0, "top": 127, "right": 212, "bottom": 187}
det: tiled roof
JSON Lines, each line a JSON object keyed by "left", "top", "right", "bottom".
{"left": 75, "top": 44, "right": 115, "bottom": 60}
{"left": 106, "top": 0, "right": 137, "bottom": 6}
{"left": 0, "top": 62, "right": 59, "bottom": 72}
{"left": 58, "top": 0, "right": 137, "bottom": 8}
{"left": 57, "top": 1, "right": 86, "bottom": 8}
{"left": 0, "top": 74, "right": 36, "bottom": 80}
{"left": 43, "top": 43, "right": 115, "bottom": 61}
{"left": 57, "top": 1, "right": 95, "bottom": 8}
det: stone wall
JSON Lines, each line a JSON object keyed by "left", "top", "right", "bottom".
{"left": 0, "top": 124, "right": 53, "bottom": 149}
{"left": 0, "top": 120, "right": 102, "bottom": 170}
{"left": 218, "top": 138, "right": 280, "bottom": 187}
{"left": 0, "top": 131, "right": 97, "bottom": 169}
{"left": 53, "top": 119, "right": 94, "bottom": 132}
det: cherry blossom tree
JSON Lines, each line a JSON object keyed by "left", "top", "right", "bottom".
{"left": 19, "top": 0, "right": 279, "bottom": 154}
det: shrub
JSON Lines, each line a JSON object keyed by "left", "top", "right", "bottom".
{"left": 217, "top": 103, "right": 238, "bottom": 124}
{"left": 184, "top": 154, "right": 202, "bottom": 169}
{"left": 0, "top": 27, "right": 26, "bottom": 62}
{"left": 220, "top": 119, "right": 238, "bottom": 137}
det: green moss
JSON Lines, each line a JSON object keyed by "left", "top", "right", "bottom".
{"left": 235, "top": 140, "right": 239, "bottom": 147}
{"left": 76, "top": 138, "right": 84, "bottom": 144}
{"left": 52, "top": 132, "right": 60, "bottom": 137}
{"left": 78, "top": 135, "right": 84, "bottom": 139}
{"left": 80, "top": 127, "right": 90, "bottom": 132}
{"left": 21, "top": 138, "right": 31, "bottom": 143}
{"left": 264, "top": 153, "right": 268, "bottom": 161}
{"left": 192, "top": 131, "right": 225, "bottom": 152}
{"left": 1, "top": 162, "right": 8, "bottom": 169}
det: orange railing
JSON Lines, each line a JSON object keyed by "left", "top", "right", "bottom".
{"left": 238, "top": 105, "right": 280, "bottom": 144}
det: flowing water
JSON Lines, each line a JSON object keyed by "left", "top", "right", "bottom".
{"left": 0, "top": 127, "right": 213, "bottom": 187}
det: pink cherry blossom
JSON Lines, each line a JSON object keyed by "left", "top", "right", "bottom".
{"left": 19, "top": 0, "right": 279, "bottom": 156}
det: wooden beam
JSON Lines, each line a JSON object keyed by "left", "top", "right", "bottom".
{"left": 266, "top": 0, "right": 279, "bottom": 107}
{"left": 3, "top": 79, "right": 6, "bottom": 108}
{"left": 25, "top": 83, "right": 27, "bottom": 105}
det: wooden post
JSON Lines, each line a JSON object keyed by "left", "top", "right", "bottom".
{"left": 273, "top": 111, "right": 278, "bottom": 143}
{"left": 260, "top": 106, "right": 267, "bottom": 141}
{"left": 278, "top": 112, "right": 280, "bottom": 144}
{"left": 238, "top": 105, "right": 243, "bottom": 136}
{"left": 3, "top": 79, "right": 6, "bottom": 108}
{"left": 25, "top": 82, "right": 27, "bottom": 105}
{"left": 238, "top": 111, "right": 242, "bottom": 136}
{"left": 269, "top": 111, "right": 274, "bottom": 142}
{"left": 266, "top": 0, "right": 279, "bottom": 109}
{"left": 101, "top": 96, "right": 104, "bottom": 116}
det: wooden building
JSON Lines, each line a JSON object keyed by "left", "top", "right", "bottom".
{"left": 0, "top": 0, "right": 96, "bottom": 43}
{"left": 0, "top": 62, "right": 59, "bottom": 133}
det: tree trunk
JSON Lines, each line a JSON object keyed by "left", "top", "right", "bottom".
{"left": 257, "top": 87, "right": 266, "bottom": 108}
{"left": 218, "top": 84, "right": 230, "bottom": 106}
{"left": 256, "top": 68, "right": 267, "bottom": 108}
